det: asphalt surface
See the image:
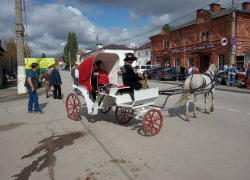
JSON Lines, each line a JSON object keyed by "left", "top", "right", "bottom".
{"left": 0, "top": 70, "right": 249, "bottom": 180}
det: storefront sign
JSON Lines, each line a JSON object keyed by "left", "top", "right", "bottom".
{"left": 163, "top": 44, "right": 215, "bottom": 55}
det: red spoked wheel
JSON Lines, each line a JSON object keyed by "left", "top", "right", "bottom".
{"left": 142, "top": 109, "right": 163, "bottom": 136}
{"left": 99, "top": 107, "right": 111, "bottom": 114}
{"left": 66, "top": 93, "right": 81, "bottom": 120}
{"left": 115, "top": 107, "right": 134, "bottom": 124}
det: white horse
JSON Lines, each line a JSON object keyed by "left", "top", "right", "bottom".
{"left": 175, "top": 64, "right": 217, "bottom": 121}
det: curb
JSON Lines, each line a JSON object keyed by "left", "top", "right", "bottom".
{"left": 0, "top": 89, "right": 45, "bottom": 103}
{"left": 159, "top": 81, "right": 250, "bottom": 94}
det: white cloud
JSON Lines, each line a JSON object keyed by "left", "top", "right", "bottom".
{"left": 67, "top": 6, "right": 82, "bottom": 16}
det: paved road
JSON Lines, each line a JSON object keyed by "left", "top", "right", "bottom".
{"left": 0, "top": 70, "right": 249, "bottom": 180}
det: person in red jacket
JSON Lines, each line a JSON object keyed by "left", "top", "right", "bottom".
{"left": 94, "top": 60, "right": 109, "bottom": 85}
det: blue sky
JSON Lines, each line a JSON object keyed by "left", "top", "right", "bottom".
{"left": 0, "top": 0, "right": 231, "bottom": 57}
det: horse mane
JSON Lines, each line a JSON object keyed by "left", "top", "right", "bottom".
{"left": 205, "top": 64, "right": 216, "bottom": 74}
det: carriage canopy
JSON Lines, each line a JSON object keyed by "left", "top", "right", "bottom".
{"left": 78, "top": 52, "right": 120, "bottom": 91}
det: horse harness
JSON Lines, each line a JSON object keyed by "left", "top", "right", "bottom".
{"left": 189, "top": 68, "right": 217, "bottom": 94}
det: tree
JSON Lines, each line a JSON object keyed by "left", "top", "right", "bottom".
{"left": 2, "top": 37, "right": 32, "bottom": 74}
{"left": 63, "top": 32, "right": 78, "bottom": 68}
{"left": 42, "top": 53, "right": 46, "bottom": 58}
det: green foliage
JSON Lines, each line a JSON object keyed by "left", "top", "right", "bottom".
{"left": 42, "top": 53, "right": 46, "bottom": 58}
{"left": 63, "top": 32, "right": 78, "bottom": 68}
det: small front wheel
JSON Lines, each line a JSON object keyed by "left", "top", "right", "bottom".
{"left": 142, "top": 109, "right": 163, "bottom": 136}
{"left": 115, "top": 107, "right": 133, "bottom": 124}
{"left": 66, "top": 93, "right": 81, "bottom": 120}
{"left": 99, "top": 107, "right": 111, "bottom": 114}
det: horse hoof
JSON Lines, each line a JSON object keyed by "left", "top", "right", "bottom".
{"left": 193, "top": 114, "right": 197, "bottom": 118}
{"left": 210, "top": 107, "right": 214, "bottom": 112}
{"left": 205, "top": 110, "right": 210, "bottom": 114}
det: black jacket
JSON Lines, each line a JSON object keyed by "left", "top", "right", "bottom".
{"left": 71, "top": 68, "right": 76, "bottom": 79}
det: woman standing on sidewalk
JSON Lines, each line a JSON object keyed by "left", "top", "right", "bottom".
{"left": 49, "top": 65, "right": 63, "bottom": 99}
{"left": 44, "top": 69, "right": 52, "bottom": 98}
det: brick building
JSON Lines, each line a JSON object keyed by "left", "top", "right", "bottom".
{"left": 150, "top": 2, "right": 250, "bottom": 72}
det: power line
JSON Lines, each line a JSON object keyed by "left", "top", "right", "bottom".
{"left": 99, "top": 0, "right": 194, "bottom": 40}
{"left": 105, "top": 0, "right": 221, "bottom": 45}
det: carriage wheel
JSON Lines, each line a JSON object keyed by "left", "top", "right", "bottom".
{"left": 99, "top": 107, "right": 111, "bottom": 114}
{"left": 115, "top": 107, "right": 133, "bottom": 124}
{"left": 66, "top": 93, "right": 81, "bottom": 121}
{"left": 142, "top": 109, "right": 163, "bottom": 136}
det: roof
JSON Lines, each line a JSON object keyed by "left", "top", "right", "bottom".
{"left": 55, "top": 57, "right": 64, "bottom": 62}
{"left": 77, "top": 49, "right": 85, "bottom": 55}
{"left": 135, "top": 42, "right": 151, "bottom": 50}
{"left": 102, "top": 44, "right": 132, "bottom": 50}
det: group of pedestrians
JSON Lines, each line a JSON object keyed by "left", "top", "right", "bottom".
{"left": 24, "top": 63, "right": 62, "bottom": 114}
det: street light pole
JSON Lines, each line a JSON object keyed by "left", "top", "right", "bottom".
{"left": 87, "top": 30, "right": 99, "bottom": 51}
{"left": 15, "top": 0, "right": 26, "bottom": 94}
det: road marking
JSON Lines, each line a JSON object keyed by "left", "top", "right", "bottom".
{"left": 214, "top": 106, "right": 223, "bottom": 109}
{"left": 228, "top": 109, "right": 240, "bottom": 113}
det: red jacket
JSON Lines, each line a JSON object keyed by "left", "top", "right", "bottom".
{"left": 94, "top": 69, "right": 109, "bottom": 85}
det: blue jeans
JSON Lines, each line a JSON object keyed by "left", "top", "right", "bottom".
{"left": 74, "top": 78, "right": 79, "bottom": 92}
{"left": 230, "top": 74, "right": 235, "bottom": 86}
{"left": 27, "top": 87, "right": 39, "bottom": 112}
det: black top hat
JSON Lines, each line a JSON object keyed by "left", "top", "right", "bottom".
{"left": 124, "top": 53, "right": 138, "bottom": 62}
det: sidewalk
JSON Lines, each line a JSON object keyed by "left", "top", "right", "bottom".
{"left": 0, "top": 81, "right": 45, "bottom": 103}
{"left": 148, "top": 79, "right": 250, "bottom": 94}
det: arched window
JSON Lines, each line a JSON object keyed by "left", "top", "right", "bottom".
{"left": 207, "top": 31, "right": 210, "bottom": 41}
{"left": 202, "top": 32, "right": 206, "bottom": 42}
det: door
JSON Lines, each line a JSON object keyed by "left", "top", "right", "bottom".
{"left": 164, "top": 59, "right": 170, "bottom": 67}
{"left": 200, "top": 56, "right": 210, "bottom": 73}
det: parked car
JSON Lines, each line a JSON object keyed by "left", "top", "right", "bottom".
{"left": 144, "top": 67, "right": 165, "bottom": 79}
{"left": 134, "top": 65, "right": 155, "bottom": 73}
{"left": 155, "top": 67, "right": 186, "bottom": 81}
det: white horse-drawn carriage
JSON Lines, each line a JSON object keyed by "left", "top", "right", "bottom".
{"left": 66, "top": 52, "right": 218, "bottom": 136}
{"left": 66, "top": 52, "right": 163, "bottom": 136}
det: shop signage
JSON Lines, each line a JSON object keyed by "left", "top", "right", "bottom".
{"left": 163, "top": 44, "right": 215, "bottom": 55}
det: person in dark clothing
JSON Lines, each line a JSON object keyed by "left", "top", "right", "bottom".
{"left": 90, "top": 71, "right": 99, "bottom": 102}
{"left": 122, "top": 53, "right": 149, "bottom": 90}
{"left": 49, "top": 65, "right": 63, "bottom": 99}
{"left": 24, "top": 63, "right": 43, "bottom": 113}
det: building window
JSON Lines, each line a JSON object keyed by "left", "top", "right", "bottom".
{"left": 202, "top": 32, "right": 206, "bottom": 42}
{"left": 164, "top": 40, "right": 169, "bottom": 49}
{"left": 207, "top": 31, "right": 210, "bottom": 41}
{"left": 189, "top": 57, "right": 194, "bottom": 67}
{"left": 175, "top": 59, "right": 179, "bottom": 67}
{"left": 219, "top": 55, "right": 226, "bottom": 70}
{"left": 146, "top": 51, "right": 148, "bottom": 56}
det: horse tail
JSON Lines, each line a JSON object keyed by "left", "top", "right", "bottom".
{"left": 174, "top": 77, "right": 191, "bottom": 108}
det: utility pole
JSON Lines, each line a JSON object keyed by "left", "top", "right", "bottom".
{"left": 96, "top": 35, "right": 99, "bottom": 51}
{"left": 229, "top": 0, "right": 236, "bottom": 66}
{"left": 15, "top": 0, "right": 26, "bottom": 94}
{"left": 69, "top": 50, "right": 71, "bottom": 70}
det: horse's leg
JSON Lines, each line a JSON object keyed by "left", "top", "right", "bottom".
{"left": 210, "top": 89, "right": 215, "bottom": 112}
{"left": 204, "top": 93, "right": 209, "bottom": 113}
{"left": 186, "top": 94, "right": 190, "bottom": 121}
{"left": 193, "top": 94, "right": 199, "bottom": 118}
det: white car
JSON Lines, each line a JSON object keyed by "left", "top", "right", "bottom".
{"left": 134, "top": 65, "right": 155, "bottom": 73}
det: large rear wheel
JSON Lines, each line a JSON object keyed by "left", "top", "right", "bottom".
{"left": 66, "top": 93, "right": 81, "bottom": 120}
{"left": 115, "top": 107, "right": 133, "bottom": 124}
{"left": 142, "top": 109, "right": 163, "bottom": 136}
